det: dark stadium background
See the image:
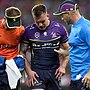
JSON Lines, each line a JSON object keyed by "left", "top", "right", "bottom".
{"left": 0, "top": 0, "right": 90, "bottom": 90}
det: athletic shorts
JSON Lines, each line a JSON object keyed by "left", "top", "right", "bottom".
{"left": 30, "top": 68, "right": 61, "bottom": 90}
{"left": 70, "top": 79, "right": 90, "bottom": 90}
{"left": 0, "top": 72, "right": 20, "bottom": 90}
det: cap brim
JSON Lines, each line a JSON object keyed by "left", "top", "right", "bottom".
{"left": 53, "top": 11, "right": 69, "bottom": 16}
{"left": 53, "top": 11, "right": 62, "bottom": 16}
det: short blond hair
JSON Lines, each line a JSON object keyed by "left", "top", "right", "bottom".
{"left": 32, "top": 4, "right": 47, "bottom": 17}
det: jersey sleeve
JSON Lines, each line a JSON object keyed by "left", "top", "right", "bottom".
{"left": 59, "top": 24, "right": 68, "bottom": 43}
{"left": 21, "top": 26, "right": 30, "bottom": 44}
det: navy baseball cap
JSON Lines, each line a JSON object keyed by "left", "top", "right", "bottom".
{"left": 53, "top": 0, "right": 79, "bottom": 16}
{"left": 5, "top": 7, "right": 21, "bottom": 28}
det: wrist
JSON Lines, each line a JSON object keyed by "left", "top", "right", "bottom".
{"left": 60, "top": 65, "right": 66, "bottom": 68}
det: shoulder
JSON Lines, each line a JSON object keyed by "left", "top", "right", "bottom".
{"left": 79, "top": 17, "right": 90, "bottom": 28}
{"left": 20, "top": 25, "right": 25, "bottom": 31}
{"left": 51, "top": 21, "right": 64, "bottom": 28}
{"left": 51, "top": 21, "right": 67, "bottom": 31}
{"left": 16, "top": 25, "right": 25, "bottom": 35}
{"left": 25, "top": 23, "right": 36, "bottom": 31}
{"left": 22, "top": 24, "right": 36, "bottom": 38}
{"left": 80, "top": 18, "right": 90, "bottom": 32}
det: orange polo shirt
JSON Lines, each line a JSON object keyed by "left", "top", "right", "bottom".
{"left": 0, "top": 18, "right": 25, "bottom": 59}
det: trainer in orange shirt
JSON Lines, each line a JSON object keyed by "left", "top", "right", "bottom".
{"left": 0, "top": 7, "right": 31, "bottom": 90}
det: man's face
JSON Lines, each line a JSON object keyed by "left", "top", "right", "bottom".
{"left": 33, "top": 13, "right": 49, "bottom": 30}
{"left": 60, "top": 12, "right": 72, "bottom": 25}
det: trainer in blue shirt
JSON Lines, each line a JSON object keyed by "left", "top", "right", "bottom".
{"left": 54, "top": 0, "right": 90, "bottom": 90}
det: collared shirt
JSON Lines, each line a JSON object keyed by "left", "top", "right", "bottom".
{"left": 68, "top": 17, "right": 90, "bottom": 80}
{"left": 22, "top": 21, "right": 68, "bottom": 69}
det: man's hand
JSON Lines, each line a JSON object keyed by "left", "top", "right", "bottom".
{"left": 82, "top": 69, "right": 90, "bottom": 88}
{"left": 25, "top": 70, "right": 39, "bottom": 87}
{"left": 54, "top": 48, "right": 68, "bottom": 56}
{"left": 55, "top": 66, "right": 65, "bottom": 80}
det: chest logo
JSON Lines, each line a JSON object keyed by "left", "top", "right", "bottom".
{"left": 34, "top": 32, "right": 40, "bottom": 38}
{"left": 51, "top": 32, "right": 57, "bottom": 38}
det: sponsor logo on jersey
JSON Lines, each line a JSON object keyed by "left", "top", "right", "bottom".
{"left": 0, "top": 44, "right": 17, "bottom": 49}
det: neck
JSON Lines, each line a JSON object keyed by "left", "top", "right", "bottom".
{"left": 75, "top": 15, "right": 81, "bottom": 24}
{"left": 47, "top": 19, "right": 50, "bottom": 27}
{"left": 72, "top": 11, "right": 81, "bottom": 24}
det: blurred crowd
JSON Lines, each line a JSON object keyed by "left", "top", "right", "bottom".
{"left": 0, "top": 0, "right": 90, "bottom": 90}
{"left": 0, "top": 0, "right": 90, "bottom": 27}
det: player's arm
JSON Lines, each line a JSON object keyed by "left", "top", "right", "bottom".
{"left": 20, "top": 43, "right": 38, "bottom": 86}
{"left": 20, "top": 43, "right": 31, "bottom": 76}
{"left": 55, "top": 41, "right": 69, "bottom": 80}
{"left": 60, "top": 42, "right": 69, "bottom": 68}
{"left": 54, "top": 47, "right": 69, "bottom": 56}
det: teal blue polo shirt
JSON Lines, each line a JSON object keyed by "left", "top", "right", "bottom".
{"left": 68, "top": 17, "right": 90, "bottom": 80}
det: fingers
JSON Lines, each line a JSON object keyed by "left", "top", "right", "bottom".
{"left": 33, "top": 75, "right": 38, "bottom": 83}
{"left": 31, "top": 73, "right": 39, "bottom": 86}
{"left": 27, "top": 71, "right": 39, "bottom": 86}
{"left": 54, "top": 49, "right": 62, "bottom": 57}
{"left": 31, "top": 78, "right": 34, "bottom": 86}
{"left": 82, "top": 77, "right": 90, "bottom": 88}
{"left": 57, "top": 73, "right": 63, "bottom": 80}
{"left": 35, "top": 72, "right": 39, "bottom": 78}
{"left": 86, "top": 79, "right": 90, "bottom": 88}
{"left": 82, "top": 78, "right": 87, "bottom": 87}
{"left": 55, "top": 69, "right": 64, "bottom": 80}
{"left": 24, "top": 78, "right": 31, "bottom": 87}
{"left": 54, "top": 49, "right": 60, "bottom": 53}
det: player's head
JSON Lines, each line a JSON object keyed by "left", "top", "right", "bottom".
{"left": 53, "top": 0, "right": 79, "bottom": 25}
{"left": 5, "top": 7, "right": 21, "bottom": 29}
{"left": 32, "top": 4, "right": 50, "bottom": 30}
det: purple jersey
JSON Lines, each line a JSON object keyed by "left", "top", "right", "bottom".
{"left": 22, "top": 21, "right": 68, "bottom": 69}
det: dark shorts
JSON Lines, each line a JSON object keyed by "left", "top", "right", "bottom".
{"left": 0, "top": 72, "right": 11, "bottom": 90}
{"left": 30, "top": 68, "right": 61, "bottom": 90}
{"left": 0, "top": 72, "right": 20, "bottom": 90}
{"left": 70, "top": 79, "right": 90, "bottom": 90}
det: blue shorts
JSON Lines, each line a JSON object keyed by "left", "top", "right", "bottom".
{"left": 30, "top": 68, "right": 61, "bottom": 90}
{"left": 70, "top": 79, "right": 90, "bottom": 90}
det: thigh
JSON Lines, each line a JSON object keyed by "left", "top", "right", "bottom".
{"left": 47, "top": 70, "right": 61, "bottom": 90}
{"left": 47, "top": 80, "right": 61, "bottom": 90}
{"left": 70, "top": 80, "right": 78, "bottom": 90}
{"left": 30, "top": 68, "right": 46, "bottom": 90}
{"left": 0, "top": 84, "right": 11, "bottom": 90}
{"left": 70, "top": 80, "right": 90, "bottom": 90}
{"left": 0, "top": 72, "right": 11, "bottom": 90}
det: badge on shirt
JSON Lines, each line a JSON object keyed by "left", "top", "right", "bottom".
{"left": 34, "top": 32, "right": 40, "bottom": 38}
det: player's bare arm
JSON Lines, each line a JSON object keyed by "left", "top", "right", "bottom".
{"left": 20, "top": 43, "right": 39, "bottom": 86}
{"left": 54, "top": 42, "right": 69, "bottom": 56}
{"left": 55, "top": 42, "right": 69, "bottom": 80}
